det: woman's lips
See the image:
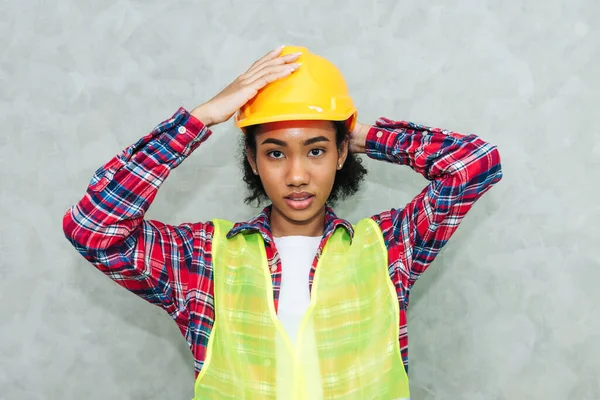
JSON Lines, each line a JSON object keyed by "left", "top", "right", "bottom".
{"left": 284, "top": 194, "right": 315, "bottom": 210}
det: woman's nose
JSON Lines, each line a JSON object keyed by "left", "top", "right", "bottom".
{"left": 285, "top": 158, "right": 310, "bottom": 187}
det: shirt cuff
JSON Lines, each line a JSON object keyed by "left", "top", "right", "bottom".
{"left": 365, "top": 124, "right": 398, "bottom": 162}
{"left": 159, "top": 107, "right": 212, "bottom": 157}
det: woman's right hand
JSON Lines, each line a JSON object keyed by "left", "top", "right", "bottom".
{"left": 191, "top": 46, "right": 302, "bottom": 127}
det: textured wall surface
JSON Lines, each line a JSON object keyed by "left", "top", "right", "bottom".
{"left": 1, "top": 0, "right": 599, "bottom": 399}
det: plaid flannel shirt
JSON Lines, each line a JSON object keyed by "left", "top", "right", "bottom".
{"left": 63, "top": 107, "right": 502, "bottom": 377}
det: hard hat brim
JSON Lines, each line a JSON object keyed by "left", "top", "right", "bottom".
{"left": 236, "top": 110, "right": 356, "bottom": 128}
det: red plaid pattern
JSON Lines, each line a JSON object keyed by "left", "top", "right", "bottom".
{"left": 63, "top": 108, "right": 502, "bottom": 377}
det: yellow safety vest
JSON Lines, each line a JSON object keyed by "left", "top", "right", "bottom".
{"left": 193, "top": 218, "right": 410, "bottom": 399}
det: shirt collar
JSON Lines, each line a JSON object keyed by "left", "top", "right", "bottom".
{"left": 226, "top": 205, "right": 355, "bottom": 243}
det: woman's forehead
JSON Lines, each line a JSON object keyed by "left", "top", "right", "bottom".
{"left": 255, "top": 120, "right": 336, "bottom": 143}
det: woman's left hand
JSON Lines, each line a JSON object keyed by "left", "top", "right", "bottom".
{"left": 348, "top": 121, "right": 370, "bottom": 154}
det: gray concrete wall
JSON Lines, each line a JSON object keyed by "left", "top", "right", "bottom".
{"left": 1, "top": 0, "right": 598, "bottom": 399}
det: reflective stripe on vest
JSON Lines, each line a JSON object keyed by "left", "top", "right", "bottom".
{"left": 193, "top": 218, "right": 410, "bottom": 399}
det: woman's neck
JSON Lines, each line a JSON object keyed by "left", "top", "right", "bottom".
{"left": 269, "top": 206, "right": 326, "bottom": 237}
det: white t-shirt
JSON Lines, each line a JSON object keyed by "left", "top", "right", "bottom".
{"left": 273, "top": 235, "right": 321, "bottom": 347}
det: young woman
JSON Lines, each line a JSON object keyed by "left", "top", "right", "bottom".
{"left": 63, "top": 46, "right": 503, "bottom": 399}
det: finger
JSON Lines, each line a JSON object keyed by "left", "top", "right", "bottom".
{"left": 252, "top": 69, "right": 294, "bottom": 90}
{"left": 245, "top": 52, "right": 293, "bottom": 77}
{"left": 244, "top": 63, "right": 300, "bottom": 86}
{"left": 245, "top": 52, "right": 301, "bottom": 78}
{"left": 246, "top": 64, "right": 300, "bottom": 90}
{"left": 245, "top": 46, "right": 285, "bottom": 74}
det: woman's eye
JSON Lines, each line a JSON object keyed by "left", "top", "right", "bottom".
{"left": 309, "top": 149, "right": 324, "bottom": 157}
{"left": 268, "top": 150, "right": 284, "bottom": 159}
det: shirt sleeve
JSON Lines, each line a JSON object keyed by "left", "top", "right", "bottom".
{"left": 368, "top": 117, "right": 503, "bottom": 298}
{"left": 62, "top": 107, "right": 214, "bottom": 330}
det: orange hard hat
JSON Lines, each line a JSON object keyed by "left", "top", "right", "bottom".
{"left": 235, "top": 46, "right": 357, "bottom": 133}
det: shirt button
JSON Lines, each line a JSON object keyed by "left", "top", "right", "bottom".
{"left": 376, "top": 131, "right": 383, "bottom": 138}
{"left": 177, "top": 126, "right": 186, "bottom": 134}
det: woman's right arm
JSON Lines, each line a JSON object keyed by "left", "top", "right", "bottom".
{"left": 62, "top": 47, "right": 302, "bottom": 330}
{"left": 62, "top": 107, "right": 214, "bottom": 329}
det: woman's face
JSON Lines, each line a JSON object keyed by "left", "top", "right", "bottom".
{"left": 248, "top": 120, "right": 348, "bottom": 226}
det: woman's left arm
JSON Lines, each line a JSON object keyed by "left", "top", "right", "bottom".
{"left": 351, "top": 118, "right": 503, "bottom": 290}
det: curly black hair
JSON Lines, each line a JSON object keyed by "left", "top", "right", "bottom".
{"left": 240, "top": 121, "right": 368, "bottom": 207}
